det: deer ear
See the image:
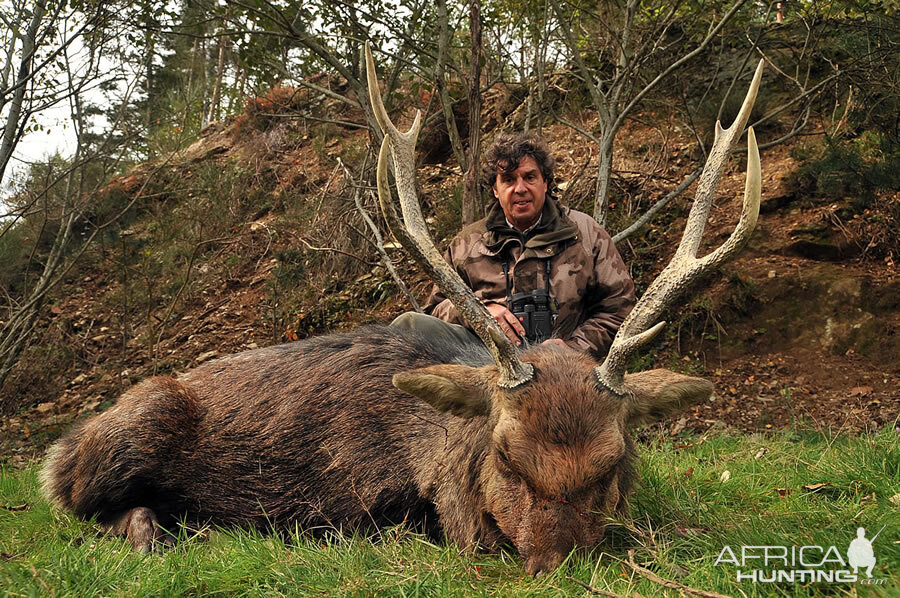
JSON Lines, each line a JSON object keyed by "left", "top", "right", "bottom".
{"left": 622, "top": 369, "right": 713, "bottom": 427}
{"left": 393, "top": 364, "right": 493, "bottom": 417}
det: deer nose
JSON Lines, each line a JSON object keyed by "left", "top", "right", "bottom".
{"left": 525, "top": 551, "right": 565, "bottom": 577}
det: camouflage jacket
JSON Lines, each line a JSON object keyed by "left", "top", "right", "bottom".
{"left": 424, "top": 198, "right": 636, "bottom": 358}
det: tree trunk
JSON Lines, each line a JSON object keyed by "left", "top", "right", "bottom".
{"left": 207, "top": 9, "right": 229, "bottom": 124}
{"left": 143, "top": 0, "right": 155, "bottom": 134}
{"left": 0, "top": 0, "right": 46, "bottom": 183}
{"left": 0, "top": 29, "right": 20, "bottom": 101}
{"left": 435, "top": 0, "right": 468, "bottom": 173}
{"left": 462, "top": 0, "right": 484, "bottom": 225}
{"left": 592, "top": 134, "right": 614, "bottom": 228}
{"left": 200, "top": 35, "right": 209, "bottom": 128}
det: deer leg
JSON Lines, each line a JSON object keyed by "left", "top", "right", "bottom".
{"left": 102, "top": 507, "right": 168, "bottom": 553}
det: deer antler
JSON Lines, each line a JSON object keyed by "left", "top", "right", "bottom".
{"left": 595, "top": 60, "right": 765, "bottom": 396}
{"left": 365, "top": 43, "right": 534, "bottom": 389}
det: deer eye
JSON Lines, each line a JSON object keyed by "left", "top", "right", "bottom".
{"left": 495, "top": 448, "right": 517, "bottom": 478}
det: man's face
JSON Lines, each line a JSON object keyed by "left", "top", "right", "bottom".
{"left": 493, "top": 155, "right": 547, "bottom": 231}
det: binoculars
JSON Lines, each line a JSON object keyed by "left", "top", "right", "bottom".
{"left": 509, "top": 289, "right": 557, "bottom": 343}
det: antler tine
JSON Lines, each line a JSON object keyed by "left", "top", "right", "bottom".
{"left": 676, "top": 59, "right": 764, "bottom": 262}
{"left": 366, "top": 43, "right": 534, "bottom": 389}
{"left": 595, "top": 61, "right": 764, "bottom": 396}
{"left": 595, "top": 322, "right": 666, "bottom": 392}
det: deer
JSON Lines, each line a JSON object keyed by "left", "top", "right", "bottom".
{"left": 40, "top": 44, "right": 762, "bottom": 576}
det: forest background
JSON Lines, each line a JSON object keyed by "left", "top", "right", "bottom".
{"left": 2, "top": 0, "right": 899, "bottom": 452}
{"left": 2, "top": 0, "right": 899, "bottom": 451}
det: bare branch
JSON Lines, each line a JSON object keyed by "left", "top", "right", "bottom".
{"left": 626, "top": 550, "right": 730, "bottom": 598}
{"left": 612, "top": 167, "right": 702, "bottom": 244}
{"left": 338, "top": 156, "right": 421, "bottom": 312}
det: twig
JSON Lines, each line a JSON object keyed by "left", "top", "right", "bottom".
{"left": 288, "top": 75, "right": 360, "bottom": 109}
{"left": 566, "top": 576, "right": 632, "bottom": 598}
{"left": 150, "top": 235, "right": 231, "bottom": 373}
{"left": 626, "top": 550, "right": 730, "bottom": 598}
{"left": 554, "top": 112, "right": 602, "bottom": 148}
{"left": 296, "top": 235, "right": 378, "bottom": 267}
{"left": 312, "top": 163, "right": 342, "bottom": 227}
{"left": 338, "top": 157, "right": 422, "bottom": 312}
{"left": 254, "top": 111, "right": 367, "bottom": 129}
{"left": 560, "top": 146, "right": 593, "bottom": 206}
{"left": 613, "top": 167, "right": 701, "bottom": 244}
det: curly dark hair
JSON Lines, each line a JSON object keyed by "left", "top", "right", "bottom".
{"left": 481, "top": 132, "right": 556, "bottom": 199}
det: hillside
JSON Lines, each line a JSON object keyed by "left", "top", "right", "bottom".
{"left": 1, "top": 79, "right": 898, "bottom": 466}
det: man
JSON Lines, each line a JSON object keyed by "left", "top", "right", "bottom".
{"left": 393, "top": 132, "right": 635, "bottom": 359}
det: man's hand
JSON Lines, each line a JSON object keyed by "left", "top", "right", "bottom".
{"left": 485, "top": 303, "right": 526, "bottom": 346}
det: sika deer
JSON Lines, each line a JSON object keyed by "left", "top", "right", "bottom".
{"left": 42, "top": 44, "right": 763, "bottom": 576}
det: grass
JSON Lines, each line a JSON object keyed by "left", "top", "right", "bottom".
{"left": 1, "top": 428, "right": 897, "bottom": 597}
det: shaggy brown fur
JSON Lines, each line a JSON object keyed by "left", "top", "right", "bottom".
{"left": 41, "top": 326, "right": 711, "bottom": 575}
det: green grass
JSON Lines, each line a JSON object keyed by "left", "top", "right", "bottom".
{"left": 1, "top": 428, "right": 897, "bottom": 597}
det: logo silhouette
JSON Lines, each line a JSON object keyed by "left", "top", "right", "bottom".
{"left": 847, "top": 526, "right": 884, "bottom": 578}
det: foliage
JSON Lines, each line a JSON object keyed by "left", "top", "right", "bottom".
{"left": 692, "top": 86, "right": 774, "bottom": 148}
{"left": 776, "top": 9, "right": 900, "bottom": 259}
{"left": 791, "top": 134, "right": 900, "bottom": 209}
{"left": 1, "top": 428, "right": 897, "bottom": 595}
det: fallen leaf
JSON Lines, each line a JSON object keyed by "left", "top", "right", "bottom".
{"left": 802, "top": 483, "right": 832, "bottom": 492}
{"left": 849, "top": 386, "right": 873, "bottom": 397}
{"left": 754, "top": 448, "right": 767, "bottom": 459}
{"left": 889, "top": 493, "right": 900, "bottom": 506}
{"left": 775, "top": 488, "right": 791, "bottom": 498}
{"left": 720, "top": 470, "right": 731, "bottom": 483}
{"left": 684, "top": 467, "right": 694, "bottom": 478}
{"left": 675, "top": 525, "right": 706, "bottom": 537}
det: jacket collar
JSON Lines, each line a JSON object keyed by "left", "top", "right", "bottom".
{"left": 483, "top": 198, "right": 578, "bottom": 252}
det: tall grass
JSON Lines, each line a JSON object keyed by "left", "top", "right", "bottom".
{"left": 1, "top": 427, "right": 897, "bottom": 597}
